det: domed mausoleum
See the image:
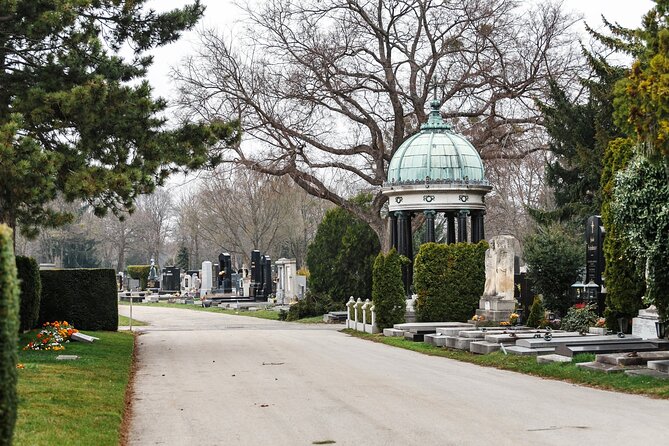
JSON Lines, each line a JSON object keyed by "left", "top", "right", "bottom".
{"left": 382, "top": 98, "right": 493, "bottom": 294}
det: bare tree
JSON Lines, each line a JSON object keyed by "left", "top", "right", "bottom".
{"left": 178, "top": 165, "right": 328, "bottom": 267}
{"left": 173, "top": 0, "right": 583, "bottom": 249}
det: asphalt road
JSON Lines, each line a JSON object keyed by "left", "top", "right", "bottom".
{"left": 120, "top": 305, "right": 669, "bottom": 446}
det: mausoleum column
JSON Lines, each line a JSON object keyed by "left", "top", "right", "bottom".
{"left": 424, "top": 210, "right": 436, "bottom": 243}
{"left": 446, "top": 212, "right": 456, "bottom": 244}
{"left": 471, "top": 211, "right": 482, "bottom": 243}
{"left": 480, "top": 210, "right": 486, "bottom": 241}
{"left": 390, "top": 212, "right": 398, "bottom": 250}
{"left": 396, "top": 211, "right": 408, "bottom": 257}
{"left": 457, "top": 210, "right": 470, "bottom": 243}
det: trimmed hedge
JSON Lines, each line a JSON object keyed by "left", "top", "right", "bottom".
{"left": 39, "top": 269, "right": 118, "bottom": 331}
{"left": 127, "top": 265, "right": 152, "bottom": 290}
{"left": 414, "top": 241, "right": 487, "bottom": 322}
{"left": 16, "top": 256, "right": 41, "bottom": 332}
{"left": 0, "top": 225, "right": 20, "bottom": 445}
{"left": 372, "top": 248, "right": 406, "bottom": 330}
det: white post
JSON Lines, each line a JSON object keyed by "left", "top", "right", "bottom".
{"left": 370, "top": 304, "right": 377, "bottom": 334}
{"left": 362, "top": 299, "right": 371, "bottom": 333}
{"left": 346, "top": 297, "right": 355, "bottom": 329}
{"left": 355, "top": 298, "right": 363, "bottom": 331}
{"left": 129, "top": 293, "right": 133, "bottom": 332}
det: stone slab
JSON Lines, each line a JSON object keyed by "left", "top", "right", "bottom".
{"left": 404, "top": 332, "right": 426, "bottom": 342}
{"left": 517, "top": 335, "right": 641, "bottom": 349}
{"left": 647, "top": 360, "right": 669, "bottom": 374}
{"left": 444, "top": 336, "right": 457, "bottom": 348}
{"left": 469, "top": 341, "right": 501, "bottom": 354}
{"left": 485, "top": 331, "right": 580, "bottom": 344}
{"left": 596, "top": 351, "right": 669, "bottom": 366}
{"left": 393, "top": 322, "right": 473, "bottom": 332}
{"left": 453, "top": 337, "right": 476, "bottom": 350}
{"left": 589, "top": 327, "right": 608, "bottom": 335}
{"left": 625, "top": 369, "right": 669, "bottom": 379}
{"left": 424, "top": 334, "right": 447, "bottom": 347}
{"left": 56, "top": 355, "right": 79, "bottom": 361}
{"left": 556, "top": 342, "right": 664, "bottom": 358}
{"left": 505, "top": 346, "right": 555, "bottom": 356}
{"left": 576, "top": 362, "right": 626, "bottom": 373}
{"left": 537, "top": 354, "right": 572, "bottom": 364}
{"left": 71, "top": 332, "right": 99, "bottom": 343}
{"left": 632, "top": 317, "right": 659, "bottom": 339}
{"left": 383, "top": 328, "right": 405, "bottom": 337}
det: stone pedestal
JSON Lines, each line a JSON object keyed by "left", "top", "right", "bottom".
{"left": 475, "top": 295, "right": 516, "bottom": 322}
{"left": 632, "top": 306, "right": 660, "bottom": 339}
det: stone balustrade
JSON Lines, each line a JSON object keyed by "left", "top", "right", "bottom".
{"left": 346, "top": 297, "right": 379, "bottom": 334}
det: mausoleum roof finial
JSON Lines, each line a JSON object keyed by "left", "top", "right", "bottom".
{"left": 422, "top": 82, "right": 451, "bottom": 131}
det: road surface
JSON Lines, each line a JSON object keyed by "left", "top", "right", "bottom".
{"left": 121, "top": 305, "right": 669, "bottom": 446}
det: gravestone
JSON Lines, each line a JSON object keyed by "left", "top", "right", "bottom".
{"left": 161, "top": 266, "right": 180, "bottom": 292}
{"left": 476, "top": 235, "right": 520, "bottom": 322}
{"left": 250, "top": 250, "right": 262, "bottom": 298}
{"left": 218, "top": 253, "right": 233, "bottom": 293}
{"left": 201, "top": 261, "right": 212, "bottom": 296}
{"left": 585, "top": 215, "right": 606, "bottom": 314}
{"left": 633, "top": 306, "right": 660, "bottom": 339}
{"left": 276, "top": 258, "right": 298, "bottom": 303}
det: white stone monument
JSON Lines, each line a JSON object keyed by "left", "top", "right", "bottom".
{"left": 632, "top": 305, "right": 660, "bottom": 339}
{"left": 476, "top": 235, "right": 521, "bottom": 322}
{"left": 201, "top": 261, "right": 212, "bottom": 297}
{"left": 275, "top": 258, "right": 298, "bottom": 304}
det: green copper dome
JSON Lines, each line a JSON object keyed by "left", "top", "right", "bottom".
{"left": 387, "top": 99, "right": 486, "bottom": 183}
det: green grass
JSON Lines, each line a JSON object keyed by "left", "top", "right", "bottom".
{"left": 119, "top": 301, "right": 326, "bottom": 323}
{"left": 14, "top": 330, "right": 135, "bottom": 446}
{"left": 118, "top": 314, "right": 148, "bottom": 326}
{"left": 344, "top": 330, "right": 669, "bottom": 398}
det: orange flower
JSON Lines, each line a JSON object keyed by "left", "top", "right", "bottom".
{"left": 16, "top": 363, "right": 25, "bottom": 369}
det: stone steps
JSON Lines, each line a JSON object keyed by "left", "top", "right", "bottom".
{"left": 537, "top": 354, "right": 572, "bottom": 364}
{"left": 424, "top": 334, "right": 447, "bottom": 347}
{"left": 647, "top": 360, "right": 669, "bottom": 374}
{"left": 469, "top": 341, "right": 501, "bottom": 354}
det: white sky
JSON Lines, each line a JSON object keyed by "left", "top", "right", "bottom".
{"left": 143, "top": 0, "right": 655, "bottom": 191}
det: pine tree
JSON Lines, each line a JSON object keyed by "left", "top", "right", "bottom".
{"left": 176, "top": 245, "right": 190, "bottom": 271}
{"left": 0, "top": 1, "right": 239, "bottom": 243}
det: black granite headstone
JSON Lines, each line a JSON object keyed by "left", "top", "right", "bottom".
{"left": 161, "top": 267, "right": 181, "bottom": 292}
{"left": 585, "top": 215, "right": 606, "bottom": 314}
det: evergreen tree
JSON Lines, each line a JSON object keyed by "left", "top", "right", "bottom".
{"left": 176, "top": 245, "right": 190, "bottom": 271}
{"left": 523, "top": 225, "right": 583, "bottom": 317}
{"left": 306, "top": 195, "right": 380, "bottom": 304}
{"left": 0, "top": 1, "right": 239, "bottom": 243}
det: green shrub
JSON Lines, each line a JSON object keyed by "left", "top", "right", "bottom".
{"left": 524, "top": 225, "right": 583, "bottom": 317}
{"left": 15, "top": 256, "right": 41, "bottom": 332}
{"left": 286, "top": 292, "right": 340, "bottom": 321}
{"left": 39, "top": 269, "right": 117, "bottom": 331}
{"left": 278, "top": 308, "right": 288, "bottom": 321}
{"left": 127, "top": 265, "right": 151, "bottom": 290}
{"left": 0, "top": 225, "right": 20, "bottom": 445}
{"left": 526, "top": 296, "right": 545, "bottom": 328}
{"left": 561, "top": 303, "right": 599, "bottom": 332}
{"left": 414, "top": 241, "right": 487, "bottom": 322}
{"left": 372, "top": 249, "right": 406, "bottom": 330}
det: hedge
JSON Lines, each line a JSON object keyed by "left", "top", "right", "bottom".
{"left": 127, "top": 265, "right": 152, "bottom": 290}
{"left": 0, "top": 225, "right": 19, "bottom": 445}
{"left": 414, "top": 241, "right": 487, "bottom": 322}
{"left": 16, "top": 256, "right": 41, "bottom": 332}
{"left": 39, "top": 269, "right": 118, "bottom": 331}
{"left": 372, "top": 248, "right": 406, "bottom": 330}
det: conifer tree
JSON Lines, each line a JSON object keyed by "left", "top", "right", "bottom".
{"left": 0, "top": 1, "right": 239, "bottom": 243}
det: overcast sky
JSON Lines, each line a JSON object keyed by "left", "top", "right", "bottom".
{"left": 143, "top": 0, "right": 655, "bottom": 191}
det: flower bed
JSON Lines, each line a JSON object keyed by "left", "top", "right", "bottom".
{"left": 23, "top": 321, "right": 78, "bottom": 351}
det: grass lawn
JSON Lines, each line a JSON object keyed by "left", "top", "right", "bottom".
{"left": 344, "top": 330, "right": 669, "bottom": 398}
{"left": 118, "top": 314, "right": 148, "bottom": 326}
{"left": 120, "top": 301, "right": 327, "bottom": 323}
{"left": 14, "top": 330, "right": 135, "bottom": 446}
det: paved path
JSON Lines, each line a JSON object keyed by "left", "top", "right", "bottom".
{"left": 122, "top": 306, "right": 669, "bottom": 446}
